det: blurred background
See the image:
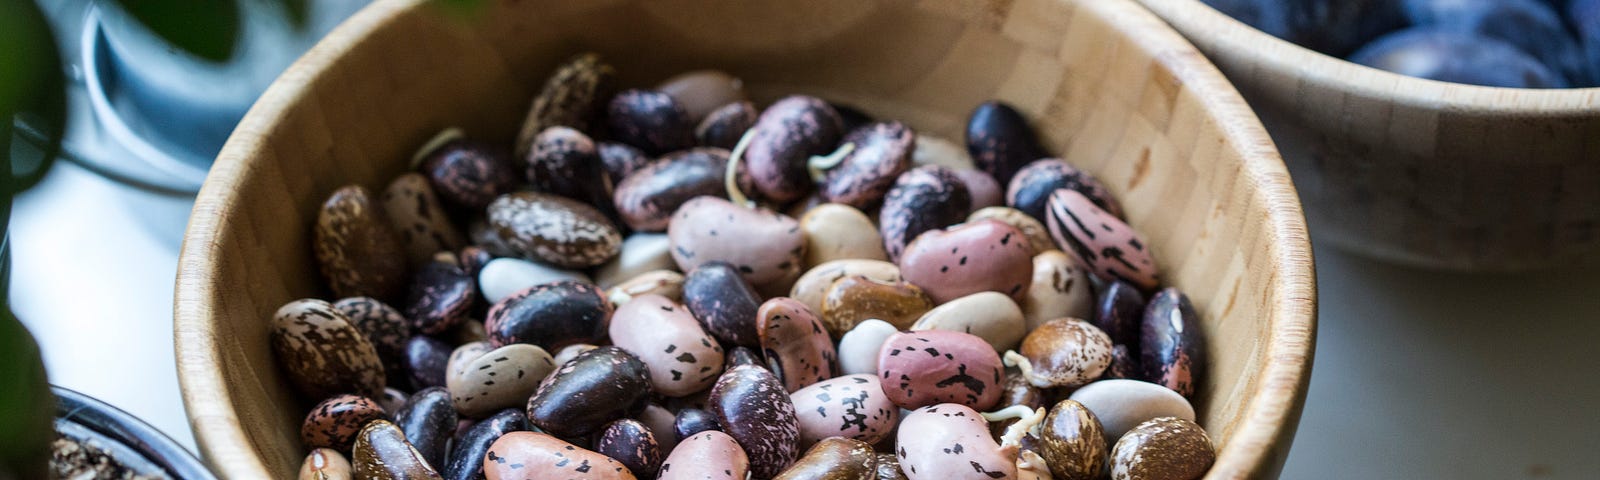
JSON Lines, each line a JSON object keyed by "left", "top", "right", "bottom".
{"left": 3, "top": 0, "right": 1598, "bottom": 478}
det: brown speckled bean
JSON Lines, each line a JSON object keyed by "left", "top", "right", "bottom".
{"left": 334, "top": 297, "right": 411, "bottom": 385}
{"left": 421, "top": 140, "right": 519, "bottom": 212}
{"left": 525, "top": 346, "right": 652, "bottom": 438}
{"left": 1040, "top": 399, "right": 1109, "bottom": 480}
{"left": 515, "top": 52, "right": 614, "bottom": 158}
{"left": 772, "top": 437, "right": 877, "bottom": 480}
{"left": 487, "top": 192, "right": 622, "bottom": 269}
{"left": 315, "top": 185, "right": 410, "bottom": 302}
{"left": 352, "top": 420, "right": 443, "bottom": 480}
{"left": 1014, "top": 318, "right": 1113, "bottom": 389}
{"left": 404, "top": 259, "right": 478, "bottom": 335}
{"left": 821, "top": 275, "right": 933, "bottom": 335}
{"left": 271, "top": 299, "right": 386, "bottom": 399}
{"left": 1110, "top": 417, "right": 1214, "bottom": 480}
{"left": 708, "top": 365, "right": 801, "bottom": 479}
{"left": 382, "top": 173, "right": 466, "bottom": 265}
{"left": 301, "top": 394, "right": 387, "bottom": 451}
{"left": 595, "top": 418, "right": 664, "bottom": 478}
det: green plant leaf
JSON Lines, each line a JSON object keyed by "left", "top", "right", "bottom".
{"left": 109, "top": 0, "right": 241, "bottom": 62}
{"left": 0, "top": 0, "right": 65, "bottom": 198}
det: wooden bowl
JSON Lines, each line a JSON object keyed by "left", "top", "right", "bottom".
{"left": 174, "top": 0, "right": 1316, "bottom": 477}
{"left": 1138, "top": 0, "right": 1600, "bottom": 271}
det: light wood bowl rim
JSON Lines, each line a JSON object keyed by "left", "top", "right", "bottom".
{"left": 173, "top": 0, "right": 1318, "bottom": 478}
{"left": 1142, "top": 0, "right": 1600, "bottom": 115}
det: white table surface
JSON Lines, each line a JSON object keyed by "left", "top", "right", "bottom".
{"left": 10, "top": 158, "right": 1600, "bottom": 478}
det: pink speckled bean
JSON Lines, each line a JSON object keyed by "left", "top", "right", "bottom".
{"left": 898, "top": 219, "right": 1034, "bottom": 304}
{"left": 875, "top": 330, "right": 1003, "bottom": 411}
{"left": 895, "top": 404, "right": 1016, "bottom": 480}
{"left": 1045, "top": 189, "right": 1159, "bottom": 290}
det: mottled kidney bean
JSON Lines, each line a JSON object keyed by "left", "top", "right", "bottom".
{"left": 682, "top": 262, "right": 764, "bottom": 348}
{"left": 271, "top": 299, "right": 386, "bottom": 399}
{"left": 1007, "top": 158, "right": 1122, "bottom": 221}
{"left": 789, "top": 259, "right": 902, "bottom": 317}
{"left": 525, "top": 346, "right": 652, "bottom": 438}
{"left": 1040, "top": 399, "right": 1108, "bottom": 480}
{"left": 820, "top": 122, "right": 915, "bottom": 210}
{"left": 757, "top": 297, "right": 838, "bottom": 392}
{"left": 609, "top": 294, "right": 725, "bottom": 397}
{"left": 445, "top": 409, "right": 529, "bottom": 480}
{"left": 1011, "top": 318, "right": 1113, "bottom": 389}
{"left": 895, "top": 404, "right": 1015, "bottom": 480}
{"left": 878, "top": 166, "right": 971, "bottom": 262}
{"left": 708, "top": 364, "right": 801, "bottom": 479}
{"left": 965, "top": 101, "right": 1047, "bottom": 185}
{"left": 485, "top": 281, "right": 611, "bottom": 351}
{"left": 1140, "top": 288, "right": 1205, "bottom": 398}
{"left": 301, "top": 394, "right": 387, "bottom": 451}
{"left": 315, "top": 185, "right": 410, "bottom": 302}
{"left": 595, "top": 418, "right": 664, "bottom": 478}
{"left": 483, "top": 432, "right": 635, "bottom": 480}
{"left": 874, "top": 452, "right": 907, "bottom": 480}
{"left": 514, "top": 52, "right": 614, "bottom": 158}
{"left": 608, "top": 89, "right": 694, "bottom": 156}
{"left": 382, "top": 172, "right": 466, "bottom": 265}
{"left": 334, "top": 297, "right": 412, "bottom": 385}
{"left": 1024, "top": 250, "right": 1095, "bottom": 331}
{"left": 487, "top": 192, "right": 622, "bottom": 269}
{"left": 743, "top": 96, "right": 845, "bottom": 203}
{"left": 526, "top": 126, "right": 618, "bottom": 222}
{"left": 821, "top": 275, "right": 933, "bottom": 335}
{"left": 421, "top": 139, "right": 518, "bottom": 212}
{"left": 395, "top": 387, "right": 458, "bottom": 470}
{"left": 1110, "top": 417, "right": 1214, "bottom": 480}
{"left": 876, "top": 330, "right": 1003, "bottom": 411}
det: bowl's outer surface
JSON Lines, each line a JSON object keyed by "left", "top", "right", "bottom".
{"left": 174, "top": 0, "right": 1316, "bottom": 478}
{"left": 1140, "top": 0, "right": 1600, "bottom": 271}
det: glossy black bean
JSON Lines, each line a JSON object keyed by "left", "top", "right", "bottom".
{"left": 695, "top": 101, "right": 759, "bottom": 150}
{"left": 1093, "top": 280, "right": 1146, "bottom": 348}
{"left": 673, "top": 408, "right": 722, "bottom": 441}
{"left": 965, "top": 101, "right": 1046, "bottom": 186}
{"left": 484, "top": 281, "right": 611, "bottom": 351}
{"left": 395, "top": 387, "right": 457, "bottom": 470}
{"left": 1140, "top": 288, "right": 1206, "bottom": 398}
{"left": 444, "top": 409, "right": 530, "bottom": 480}
{"left": 613, "top": 148, "right": 743, "bottom": 232}
{"left": 526, "top": 346, "right": 653, "bottom": 438}
{"left": 683, "top": 262, "right": 764, "bottom": 348}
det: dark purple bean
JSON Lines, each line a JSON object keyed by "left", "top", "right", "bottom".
{"left": 1106, "top": 344, "right": 1140, "bottom": 380}
{"left": 820, "top": 122, "right": 915, "bottom": 211}
{"left": 878, "top": 165, "right": 971, "bottom": 262}
{"left": 525, "top": 126, "right": 619, "bottom": 222}
{"left": 708, "top": 365, "right": 800, "bottom": 479}
{"left": 484, "top": 281, "right": 611, "bottom": 351}
{"left": 744, "top": 96, "right": 845, "bottom": 204}
{"left": 395, "top": 387, "right": 457, "bottom": 470}
{"left": 404, "top": 260, "right": 477, "bottom": 335}
{"left": 1140, "top": 288, "right": 1206, "bottom": 398}
{"left": 420, "top": 140, "right": 519, "bottom": 212}
{"left": 726, "top": 346, "right": 763, "bottom": 369}
{"left": 607, "top": 89, "right": 695, "bottom": 156}
{"left": 696, "top": 101, "right": 759, "bottom": 150}
{"left": 526, "top": 346, "right": 653, "bottom": 438}
{"left": 334, "top": 297, "right": 412, "bottom": 386}
{"left": 599, "top": 141, "right": 653, "bottom": 186}
{"left": 595, "top": 418, "right": 663, "bottom": 478}
{"left": 444, "top": 409, "right": 530, "bottom": 480}
{"left": 613, "top": 148, "right": 748, "bottom": 232}
{"left": 1006, "top": 158, "right": 1122, "bottom": 223}
{"left": 1093, "top": 280, "right": 1145, "bottom": 348}
{"left": 965, "top": 101, "right": 1047, "bottom": 185}
{"left": 674, "top": 408, "right": 723, "bottom": 441}
{"left": 683, "top": 262, "right": 764, "bottom": 348}
{"left": 405, "top": 336, "right": 452, "bottom": 391}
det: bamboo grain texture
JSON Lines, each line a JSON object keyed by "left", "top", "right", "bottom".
{"left": 174, "top": 0, "right": 1316, "bottom": 478}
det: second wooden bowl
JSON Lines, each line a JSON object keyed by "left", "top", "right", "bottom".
{"left": 1140, "top": 0, "right": 1600, "bottom": 271}
{"left": 174, "top": 0, "right": 1316, "bottom": 477}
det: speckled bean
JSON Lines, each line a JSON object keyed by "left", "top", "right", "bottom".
{"left": 406, "top": 336, "right": 454, "bottom": 391}
{"left": 1095, "top": 280, "right": 1147, "bottom": 348}
{"left": 352, "top": 420, "right": 443, "bottom": 480}
{"left": 1024, "top": 250, "right": 1095, "bottom": 332}
{"left": 789, "top": 259, "right": 902, "bottom": 317}
{"left": 772, "top": 437, "right": 877, "bottom": 480}
{"left": 790, "top": 374, "right": 899, "bottom": 447}
{"left": 658, "top": 430, "right": 749, "bottom": 480}
{"left": 876, "top": 330, "right": 1003, "bottom": 411}
{"left": 1045, "top": 189, "right": 1157, "bottom": 289}
{"left": 1140, "top": 288, "right": 1205, "bottom": 398}
{"left": 488, "top": 192, "right": 622, "bottom": 269}
{"left": 526, "top": 346, "right": 652, "bottom": 438}
{"left": 1040, "top": 399, "right": 1109, "bottom": 480}
{"left": 404, "top": 259, "right": 478, "bottom": 335}
{"left": 966, "top": 101, "right": 1047, "bottom": 185}
{"left": 1012, "top": 318, "right": 1113, "bottom": 389}
{"left": 301, "top": 394, "right": 387, "bottom": 451}
{"left": 1007, "top": 158, "right": 1122, "bottom": 222}
{"left": 614, "top": 149, "right": 745, "bottom": 232}
{"left": 607, "top": 89, "right": 694, "bottom": 156}
{"left": 444, "top": 409, "right": 529, "bottom": 480}
{"left": 395, "top": 387, "right": 458, "bottom": 469}
{"left": 595, "top": 418, "right": 664, "bottom": 478}
{"left": 682, "top": 262, "right": 764, "bottom": 347}
{"left": 609, "top": 294, "right": 726, "bottom": 396}
{"left": 1068, "top": 379, "right": 1196, "bottom": 445}
{"left": 743, "top": 96, "right": 845, "bottom": 204}
{"left": 669, "top": 196, "right": 805, "bottom": 293}
{"left": 382, "top": 172, "right": 466, "bottom": 265}
{"left": 1110, "top": 417, "right": 1214, "bottom": 480}
{"left": 898, "top": 219, "right": 1033, "bottom": 304}
{"left": 895, "top": 404, "right": 1015, "bottom": 480}
{"left": 333, "top": 297, "right": 412, "bottom": 385}
{"left": 820, "top": 122, "right": 915, "bottom": 209}
{"left": 757, "top": 297, "right": 838, "bottom": 392}
{"left": 447, "top": 342, "right": 556, "bottom": 419}
{"left": 421, "top": 139, "right": 519, "bottom": 212}
{"left": 708, "top": 365, "right": 801, "bottom": 479}
{"left": 526, "top": 126, "right": 618, "bottom": 221}
{"left": 953, "top": 169, "right": 1003, "bottom": 212}
{"left": 271, "top": 299, "right": 386, "bottom": 399}
{"left": 514, "top": 53, "right": 614, "bottom": 158}
{"left": 696, "top": 101, "right": 758, "bottom": 150}
{"left": 314, "top": 185, "right": 409, "bottom": 301}
{"left": 483, "top": 432, "right": 635, "bottom": 480}
{"left": 878, "top": 166, "right": 972, "bottom": 262}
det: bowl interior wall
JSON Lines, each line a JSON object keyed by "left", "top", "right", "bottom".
{"left": 180, "top": 0, "right": 1312, "bottom": 477}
